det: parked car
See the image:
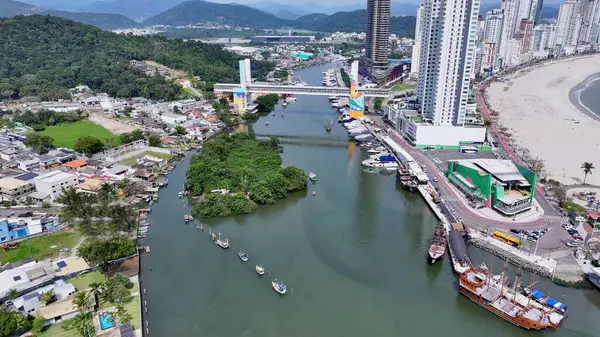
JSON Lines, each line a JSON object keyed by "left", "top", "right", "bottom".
{"left": 527, "top": 236, "right": 537, "bottom": 242}
{"left": 573, "top": 235, "right": 584, "bottom": 241}
{"left": 510, "top": 229, "right": 520, "bottom": 234}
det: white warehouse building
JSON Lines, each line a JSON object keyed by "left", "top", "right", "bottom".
{"left": 34, "top": 171, "right": 79, "bottom": 201}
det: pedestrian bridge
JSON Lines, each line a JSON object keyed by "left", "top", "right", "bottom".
{"left": 214, "top": 83, "right": 390, "bottom": 97}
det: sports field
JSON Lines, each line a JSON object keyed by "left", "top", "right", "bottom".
{"left": 37, "top": 121, "right": 114, "bottom": 148}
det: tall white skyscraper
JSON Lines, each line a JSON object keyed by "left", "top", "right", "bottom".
{"left": 579, "top": 0, "right": 600, "bottom": 43}
{"left": 498, "top": 0, "right": 520, "bottom": 67}
{"left": 484, "top": 9, "right": 504, "bottom": 44}
{"left": 529, "top": 0, "right": 545, "bottom": 24}
{"left": 417, "top": 0, "right": 480, "bottom": 126}
{"left": 410, "top": 5, "right": 424, "bottom": 76}
{"left": 555, "top": 0, "right": 583, "bottom": 47}
{"left": 531, "top": 24, "right": 556, "bottom": 51}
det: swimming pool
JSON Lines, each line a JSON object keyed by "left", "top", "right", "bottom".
{"left": 99, "top": 313, "right": 115, "bottom": 330}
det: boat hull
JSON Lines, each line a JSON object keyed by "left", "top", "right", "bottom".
{"left": 459, "top": 286, "right": 555, "bottom": 330}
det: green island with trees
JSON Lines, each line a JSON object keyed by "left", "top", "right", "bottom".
{"left": 186, "top": 133, "right": 307, "bottom": 218}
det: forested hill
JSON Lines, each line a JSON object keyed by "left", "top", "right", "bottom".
{"left": 297, "top": 10, "right": 416, "bottom": 37}
{"left": 144, "top": 0, "right": 416, "bottom": 37}
{"left": 0, "top": 15, "right": 273, "bottom": 101}
{"left": 144, "top": 0, "right": 289, "bottom": 28}
{"left": 0, "top": 0, "right": 140, "bottom": 29}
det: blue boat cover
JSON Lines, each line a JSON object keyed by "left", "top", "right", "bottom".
{"left": 531, "top": 289, "right": 567, "bottom": 311}
{"left": 531, "top": 289, "right": 545, "bottom": 300}
{"left": 378, "top": 155, "right": 396, "bottom": 162}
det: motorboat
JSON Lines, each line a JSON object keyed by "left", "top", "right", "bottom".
{"left": 272, "top": 279, "right": 287, "bottom": 295}
{"left": 271, "top": 112, "right": 275, "bottom": 116}
{"left": 361, "top": 159, "right": 399, "bottom": 170}
{"left": 309, "top": 172, "right": 317, "bottom": 181}
{"left": 238, "top": 250, "right": 249, "bottom": 262}
{"left": 325, "top": 122, "right": 332, "bottom": 132}
{"left": 184, "top": 215, "right": 190, "bottom": 223}
{"left": 195, "top": 225, "right": 203, "bottom": 230}
{"left": 215, "top": 234, "right": 229, "bottom": 249}
{"left": 282, "top": 102, "right": 288, "bottom": 108}
{"left": 266, "top": 121, "right": 270, "bottom": 126}
{"left": 256, "top": 264, "right": 265, "bottom": 275}
{"left": 354, "top": 134, "right": 375, "bottom": 142}
{"left": 285, "top": 97, "right": 297, "bottom": 102}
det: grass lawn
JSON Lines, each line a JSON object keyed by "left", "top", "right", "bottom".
{"left": 69, "top": 270, "right": 107, "bottom": 291}
{"left": 38, "top": 318, "right": 79, "bottom": 337}
{"left": 392, "top": 82, "right": 417, "bottom": 91}
{"left": 36, "top": 120, "right": 114, "bottom": 148}
{"left": 0, "top": 230, "right": 81, "bottom": 264}
{"left": 98, "top": 282, "right": 141, "bottom": 329}
{"left": 120, "top": 151, "right": 174, "bottom": 167}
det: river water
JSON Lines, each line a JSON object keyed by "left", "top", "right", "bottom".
{"left": 141, "top": 63, "right": 600, "bottom": 337}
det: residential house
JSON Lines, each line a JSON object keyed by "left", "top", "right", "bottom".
{"left": 13, "top": 279, "right": 76, "bottom": 314}
{"left": 63, "top": 159, "right": 87, "bottom": 171}
{"left": 80, "top": 93, "right": 100, "bottom": 106}
{"left": 17, "top": 156, "right": 40, "bottom": 171}
{"left": 14, "top": 171, "right": 39, "bottom": 183}
{"left": 0, "top": 259, "right": 54, "bottom": 297}
{"left": 34, "top": 170, "right": 79, "bottom": 201}
{"left": 176, "top": 79, "right": 192, "bottom": 88}
{"left": 33, "top": 298, "right": 80, "bottom": 324}
{"left": 160, "top": 113, "right": 187, "bottom": 125}
{"left": 76, "top": 178, "right": 104, "bottom": 194}
{"left": 38, "top": 155, "right": 60, "bottom": 170}
{"left": 0, "top": 218, "right": 47, "bottom": 242}
{"left": 76, "top": 166, "right": 98, "bottom": 179}
{"left": 47, "top": 149, "right": 77, "bottom": 164}
{"left": 0, "top": 177, "right": 35, "bottom": 201}
{"left": 0, "top": 146, "right": 18, "bottom": 161}
{"left": 133, "top": 170, "right": 155, "bottom": 181}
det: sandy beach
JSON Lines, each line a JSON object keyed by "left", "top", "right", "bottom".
{"left": 486, "top": 55, "right": 600, "bottom": 186}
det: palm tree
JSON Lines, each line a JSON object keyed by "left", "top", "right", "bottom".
{"left": 71, "top": 312, "right": 93, "bottom": 337}
{"left": 582, "top": 162, "right": 595, "bottom": 184}
{"left": 73, "top": 292, "right": 88, "bottom": 312}
{"left": 88, "top": 282, "right": 104, "bottom": 308}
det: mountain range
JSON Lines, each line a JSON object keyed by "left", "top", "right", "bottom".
{"left": 0, "top": 0, "right": 139, "bottom": 29}
{"left": 143, "top": 1, "right": 416, "bottom": 36}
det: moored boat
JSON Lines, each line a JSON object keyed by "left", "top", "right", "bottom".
{"left": 256, "top": 264, "right": 265, "bottom": 275}
{"left": 428, "top": 223, "right": 447, "bottom": 264}
{"left": 272, "top": 279, "right": 287, "bottom": 295}
{"left": 458, "top": 266, "right": 565, "bottom": 330}
{"left": 216, "top": 237, "right": 229, "bottom": 249}
{"left": 522, "top": 288, "right": 568, "bottom": 314}
{"left": 309, "top": 172, "right": 317, "bottom": 181}
{"left": 239, "top": 249, "right": 249, "bottom": 262}
{"left": 184, "top": 215, "right": 190, "bottom": 223}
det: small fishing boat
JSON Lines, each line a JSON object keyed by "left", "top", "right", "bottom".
{"left": 149, "top": 200, "right": 153, "bottom": 206}
{"left": 272, "top": 279, "right": 287, "bottom": 295}
{"left": 210, "top": 232, "right": 217, "bottom": 240}
{"left": 282, "top": 102, "right": 288, "bottom": 108}
{"left": 309, "top": 172, "right": 317, "bottom": 181}
{"left": 266, "top": 121, "right": 270, "bottom": 126}
{"left": 184, "top": 215, "right": 190, "bottom": 223}
{"left": 281, "top": 113, "right": 284, "bottom": 118}
{"left": 325, "top": 120, "right": 332, "bottom": 132}
{"left": 195, "top": 225, "right": 203, "bottom": 230}
{"left": 216, "top": 238, "right": 229, "bottom": 249}
{"left": 239, "top": 249, "right": 249, "bottom": 262}
{"left": 256, "top": 264, "right": 265, "bottom": 275}
{"left": 271, "top": 112, "right": 275, "bottom": 116}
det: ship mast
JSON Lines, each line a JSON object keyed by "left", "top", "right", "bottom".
{"left": 513, "top": 268, "right": 522, "bottom": 301}
{"left": 499, "top": 259, "right": 509, "bottom": 296}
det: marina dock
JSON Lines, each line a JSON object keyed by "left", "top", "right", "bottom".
{"left": 361, "top": 121, "right": 471, "bottom": 273}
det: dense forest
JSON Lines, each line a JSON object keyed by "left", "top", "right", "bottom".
{"left": 0, "top": 15, "right": 274, "bottom": 101}
{"left": 186, "top": 133, "right": 307, "bottom": 218}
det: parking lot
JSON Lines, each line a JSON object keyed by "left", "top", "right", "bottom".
{"left": 424, "top": 148, "right": 498, "bottom": 170}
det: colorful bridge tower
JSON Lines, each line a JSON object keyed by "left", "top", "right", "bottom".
{"left": 347, "top": 61, "right": 365, "bottom": 119}
{"left": 232, "top": 59, "right": 252, "bottom": 113}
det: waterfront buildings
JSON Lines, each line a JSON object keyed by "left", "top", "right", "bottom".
{"left": 0, "top": 177, "right": 35, "bottom": 201}
{"left": 499, "top": 0, "right": 521, "bottom": 67}
{"left": 363, "top": 0, "right": 391, "bottom": 81}
{"left": 410, "top": 5, "right": 423, "bottom": 77}
{"left": 446, "top": 159, "right": 536, "bottom": 215}
{"left": 579, "top": 0, "right": 600, "bottom": 44}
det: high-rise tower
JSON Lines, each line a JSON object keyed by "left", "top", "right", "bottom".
{"left": 364, "top": 0, "right": 391, "bottom": 81}
{"left": 417, "top": 0, "right": 480, "bottom": 126}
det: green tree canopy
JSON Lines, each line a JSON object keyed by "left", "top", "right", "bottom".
{"left": 24, "top": 133, "right": 54, "bottom": 154}
{"left": 77, "top": 237, "right": 136, "bottom": 265}
{"left": 74, "top": 136, "right": 105, "bottom": 156}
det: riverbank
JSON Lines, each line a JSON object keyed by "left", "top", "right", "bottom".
{"left": 486, "top": 55, "right": 600, "bottom": 185}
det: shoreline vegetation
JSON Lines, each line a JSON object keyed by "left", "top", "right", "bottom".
{"left": 185, "top": 133, "right": 307, "bottom": 218}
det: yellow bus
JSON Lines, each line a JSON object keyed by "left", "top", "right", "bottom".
{"left": 492, "top": 231, "right": 521, "bottom": 248}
